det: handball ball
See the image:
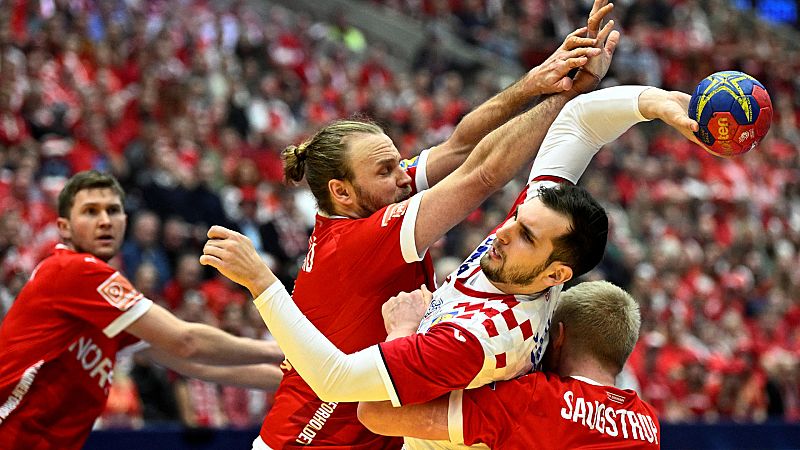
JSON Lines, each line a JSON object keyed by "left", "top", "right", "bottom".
{"left": 688, "top": 71, "right": 772, "bottom": 157}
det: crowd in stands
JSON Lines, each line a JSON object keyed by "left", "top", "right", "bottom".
{"left": 0, "top": 0, "right": 799, "bottom": 429}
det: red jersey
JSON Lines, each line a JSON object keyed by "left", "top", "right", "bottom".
{"left": 0, "top": 244, "right": 153, "bottom": 450}
{"left": 377, "top": 180, "right": 564, "bottom": 409}
{"left": 451, "top": 373, "right": 660, "bottom": 449}
{"left": 259, "top": 152, "right": 435, "bottom": 449}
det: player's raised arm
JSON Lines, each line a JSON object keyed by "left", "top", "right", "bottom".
{"left": 527, "top": 86, "right": 699, "bottom": 185}
{"left": 411, "top": 18, "right": 618, "bottom": 256}
{"left": 423, "top": 29, "right": 598, "bottom": 186}
{"left": 423, "top": 0, "right": 615, "bottom": 187}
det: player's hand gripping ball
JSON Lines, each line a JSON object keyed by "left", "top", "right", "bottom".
{"left": 688, "top": 71, "right": 772, "bottom": 157}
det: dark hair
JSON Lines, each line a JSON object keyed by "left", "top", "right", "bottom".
{"left": 538, "top": 184, "right": 608, "bottom": 278}
{"left": 58, "top": 170, "right": 125, "bottom": 218}
{"left": 282, "top": 119, "right": 383, "bottom": 215}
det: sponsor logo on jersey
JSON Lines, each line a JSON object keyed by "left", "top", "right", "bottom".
{"left": 97, "top": 272, "right": 143, "bottom": 311}
{"left": 422, "top": 295, "right": 444, "bottom": 320}
{"left": 607, "top": 392, "right": 626, "bottom": 404}
{"left": 381, "top": 200, "right": 410, "bottom": 227}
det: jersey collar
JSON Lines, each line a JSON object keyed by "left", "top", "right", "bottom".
{"left": 570, "top": 375, "right": 603, "bottom": 386}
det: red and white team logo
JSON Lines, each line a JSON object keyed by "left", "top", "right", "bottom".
{"left": 97, "top": 272, "right": 143, "bottom": 311}
{"left": 381, "top": 200, "right": 409, "bottom": 227}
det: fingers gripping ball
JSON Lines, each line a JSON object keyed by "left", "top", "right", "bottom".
{"left": 688, "top": 71, "right": 772, "bottom": 157}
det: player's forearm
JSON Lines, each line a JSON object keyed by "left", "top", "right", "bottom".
{"left": 529, "top": 85, "right": 651, "bottom": 183}
{"left": 461, "top": 93, "right": 571, "bottom": 188}
{"left": 425, "top": 77, "right": 540, "bottom": 185}
{"left": 183, "top": 324, "right": 284, "bottom": 365}
{"left": 148, "top": 347, "right": 283, "bottom": 390}
{"left": 449, "top": 78, "right": 537, "bottom": 153}
{"left": 253, "top": 282, "right": 392, "bottom": 402}
{"left": 358, "top": 398, "right": 450, "bottom": 440}
{"left": 413, "top": 93, "right": 570, "bottom": 253}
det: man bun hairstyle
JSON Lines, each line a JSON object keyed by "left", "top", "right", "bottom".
{"left": 282, "top": 119, "right": 383, "bottom": 215}
{"left": 58, "top": 170, "right": 125, "bottom": 218}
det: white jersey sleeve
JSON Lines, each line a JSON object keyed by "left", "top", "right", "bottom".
{"left": 529, "top": 85, "right": 652, "bottom": 184}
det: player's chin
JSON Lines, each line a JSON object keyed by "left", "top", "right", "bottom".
{"left": 93, "top": 243, "right": 121, "bottom": 260}
{"left": 396, "top": 187, "right": 412, "bottom": 202}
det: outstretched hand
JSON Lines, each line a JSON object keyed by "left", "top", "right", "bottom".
{"left": 382, "top": 285, "right": 433, "bottom": 341}
{"left": 639, "top": 88, "right": 708, "bottom": 151}
{"left": 523, "top": 27, "right": 601, "bottom": 95}
{"left": 571, "top": 0, "right": 620, "bottom": 95}
{"left": 200, "top": 225, "right": 277, "bottom": 298}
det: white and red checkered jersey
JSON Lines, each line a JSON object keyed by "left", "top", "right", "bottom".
{"left": 452, "top": 373, "right": 661, "bottom": 449}
{"left": 259, "top": 151, "right": 436, "bottom": 449}
{"left": 377, "top": 178, "right": 564, "bottom": 411}
{"left": 0, "top": 244, "right": 153, "bottom": 450}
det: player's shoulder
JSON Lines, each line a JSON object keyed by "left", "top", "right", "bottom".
{"left": 47, "top": 246, "right": 114, "bottom": 276}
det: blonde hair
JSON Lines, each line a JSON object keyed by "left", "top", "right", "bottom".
{"left": 282, "top": 119, "right": 383, "bottom": 215}
{"left": 553, "top": 280, "right": 641, "bottom": 374}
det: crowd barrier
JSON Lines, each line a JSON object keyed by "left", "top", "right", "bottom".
{"left": 83, "top": 422, "right": 800, "bottom": 449}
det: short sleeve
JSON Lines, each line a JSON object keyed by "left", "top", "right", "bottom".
{"left": 53, "top": 258, "right": 153, "bottom": 338}
{"left": 456, "top": 376, "right": 533, "bottom": 447}
{"left": 376, "top": 322, "right": 485, "bottom": 407}
{"left": 360, "top": 191, "right": 426, "bottom": 264}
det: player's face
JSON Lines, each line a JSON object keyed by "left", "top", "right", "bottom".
{"left": 480, "top": 198, "right": 572, "bottom": 293}
{"left": 57, "top": 188, "right": 127, "bottom": 261}
{"left": 346, "top": 133, "right": 413, "bottom": 217}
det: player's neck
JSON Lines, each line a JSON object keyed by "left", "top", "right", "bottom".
{"left": 561, "top": 353, "right": 617, "bottom": 386}
{"left": 487, "top": 278, "right": 549, "bottom": 297}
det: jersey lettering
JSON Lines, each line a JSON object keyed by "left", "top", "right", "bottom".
{"left": 0, "top": 361, "right": 43, "bottom": 424}
{"left": 68, "top": 336, "right": 114, "bottom": 391}
{"left": 295, "top": 402, "right": 338, "bottom": 445}
{"left": 301, "top": 236, "right": 317, "bottom": 273}
{"left": 559, "top": 390, "right": 658, "bottom": 444}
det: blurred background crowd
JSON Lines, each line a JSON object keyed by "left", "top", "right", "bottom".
{"left": 1, "top": 0, "right": 799, "bottom": 430}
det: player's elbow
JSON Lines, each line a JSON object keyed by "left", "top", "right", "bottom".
{"left": 357, "top": 402, "right": 393, "bottom": 435}
{"left": 474, "top": 165, "right": 503, "bottom": 192}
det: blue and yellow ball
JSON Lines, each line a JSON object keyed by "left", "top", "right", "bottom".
{"left": 688, "top": 71, "right": 772, "bottom": 157}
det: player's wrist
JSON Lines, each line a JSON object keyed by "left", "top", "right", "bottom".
{"left": 247, "top": 270, "right": 278, "bottom": 298}
{"left": 385, "top": 327, "right": 416, "bottom": 341}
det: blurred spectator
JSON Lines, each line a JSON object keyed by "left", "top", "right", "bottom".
{"left": 121, "top": 210, "right": 171, "bottom": 290}
{"left": 163, "top": 254, "right": 205, "bottom": 311}
{"left": 1, "top": 0, "right": 799, "bottom": 428}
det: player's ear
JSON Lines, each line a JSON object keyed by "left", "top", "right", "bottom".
{"left": 554, "top": 322, "right": 566, "bottom": 349}
{"left": 56, "top": 217, "right": 72, "bottom": 240}
{"left": 544, "top": 262, "right": 572, "bottom": 286}
{"left": 328, "top": 178, "right": 353, "bottom": 207}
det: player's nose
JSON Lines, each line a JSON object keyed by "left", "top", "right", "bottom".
{"left": 397, "top": 169, "right": 412, "bottom": 187}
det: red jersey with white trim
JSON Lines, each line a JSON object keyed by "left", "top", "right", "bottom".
{"left": 0, "top": 244, "right": 153, "bottom": 450}
{"left": 453, "top": 373, "right": 661, "bottom": 449}
{"left": 378, "top": 179, "right": 564, "bottom": 404}
{"left": 260, "top": 152, "right": 436, "bottom": 449}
